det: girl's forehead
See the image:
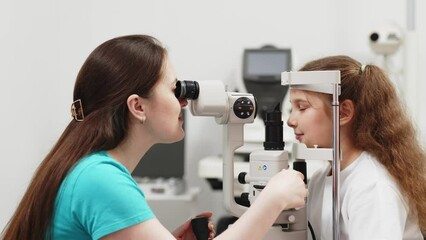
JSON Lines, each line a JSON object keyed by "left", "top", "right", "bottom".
{"left": 291, "top": 89, "right": 325, "bottom": 98}
{"left": 290, "top": 89, "right": 312, "bottom": 100}
{"left": 290, "top": 89, "right": 330, "bottom": 107}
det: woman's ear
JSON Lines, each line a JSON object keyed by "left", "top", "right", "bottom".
{"left": 340, "top": 99, "right": 355, "bottom": 126}
{"left": 127, "top": 94, "right": 146, "bottom": 124}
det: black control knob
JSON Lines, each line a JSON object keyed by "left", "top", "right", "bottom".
{"left": 238, "top": 172, "right": 247, "bottom": 184}
{"left": 253, "top": 184, "right": 266, "bottom": 190}
{"left": 240, "top": 192, "right": 249, "bottom": 202}
{"left": 233, "top": 97, "right": 255, "bottom": 119}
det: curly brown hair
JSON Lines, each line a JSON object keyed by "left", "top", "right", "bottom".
{"left": 300, "top": 55, "right": 426, "bottom": 234}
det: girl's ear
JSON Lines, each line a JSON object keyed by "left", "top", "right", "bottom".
{"left": 340, "top": 99, "right": 355, "bottom": 126}
{"left": 127, "top": 94, "right": 146, "bottom": 123}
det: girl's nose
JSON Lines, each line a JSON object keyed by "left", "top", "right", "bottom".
{"left": 287, "top": 114, "right": 296, "bottom": 128}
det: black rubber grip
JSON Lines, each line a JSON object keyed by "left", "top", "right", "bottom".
{"left": 191, "top": 216, "right": 209, "bottom": 240}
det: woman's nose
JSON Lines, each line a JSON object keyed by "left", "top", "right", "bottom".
{"left": 179, "top": 98, "right": 188, "bottom": 108}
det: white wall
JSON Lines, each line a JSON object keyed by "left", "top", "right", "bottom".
{"left": 1, "top": 0, "right": 424, "bottom": 230}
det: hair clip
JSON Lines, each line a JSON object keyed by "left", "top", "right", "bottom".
{"left": 71, "top": 99, "right": 85, "bottom": 122}
{"left": 359, "top": 65, "right": 367, "bottom": 75}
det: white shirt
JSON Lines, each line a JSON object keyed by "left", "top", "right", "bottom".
{"left": 307, "top": 151, "right": 423, "bottom": 240}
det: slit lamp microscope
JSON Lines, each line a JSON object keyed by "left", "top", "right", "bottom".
{"left": 175, "top": 70, "right": 341, "bottom": 240}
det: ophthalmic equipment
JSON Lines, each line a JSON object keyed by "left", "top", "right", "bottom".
{"left": 176, "top": 70, "right": 341, "bottom": 240}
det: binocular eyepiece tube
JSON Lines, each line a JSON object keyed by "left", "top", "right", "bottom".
{"left": 175, "top": 80, "right": 200, "bottom": 100}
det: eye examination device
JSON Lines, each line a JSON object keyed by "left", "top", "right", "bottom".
{"left": 176, "top": 70, "right": 341, "bottom": 240}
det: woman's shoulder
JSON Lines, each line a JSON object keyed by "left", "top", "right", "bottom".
{"left": 64, "top": 151, "right": 133, "bottom": 192}
{"left": 72, "top": 151, "right": 129, "bottom": 176}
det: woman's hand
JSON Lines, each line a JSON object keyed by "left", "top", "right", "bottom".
{"left": 172, "top": 212, "right": 215, "bottom": 240}
{"left": 262, "top": 169, "right": 307, "bottom": 210}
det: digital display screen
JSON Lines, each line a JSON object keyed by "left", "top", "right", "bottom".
{"left": 245, "top": 51, "right": 290, "bottom": 77}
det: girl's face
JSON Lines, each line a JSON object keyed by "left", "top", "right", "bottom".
{"left": 287, "top": 89, "right": 332, "bottom": 148}
{"left": 143, "top": 57, "right": 187, "bottom": 143}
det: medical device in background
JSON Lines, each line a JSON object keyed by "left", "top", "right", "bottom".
{"left": 243, "top": 46, "right": 292, "bottom": 121}
{"left": 176, "top": 68, "right": 341, "bottom": 239}
{"left": 368, "top": 21, "right": 404, "bottom": 90}
{"left": 368, "top": 23, "right": 403, "bottom": 57}
{"left": 367, "top": 0, "right": 419, "bottom": 122}
{"left": 241, "top": 46, "right": 292, "bottom": 154}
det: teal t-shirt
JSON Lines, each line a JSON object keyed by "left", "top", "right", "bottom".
{"left": 52, "top": 151, "right": 155, "bottom": 240}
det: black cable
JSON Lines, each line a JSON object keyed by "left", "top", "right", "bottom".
{"left": 308, "top": 221, "right": 316, "bottom": 240}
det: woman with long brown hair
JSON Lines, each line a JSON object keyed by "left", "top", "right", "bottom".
{"left": 2, "top": 34, "right": 307, "bottom": 240}
{"left": 287, "top": 55, "right": 426, "bottom": 239}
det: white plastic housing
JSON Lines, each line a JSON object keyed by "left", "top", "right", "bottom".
{"left": 189, "top": 81, "right": 227, "bottom": 117}
{"left": 281, "top": 70, "right": 341, "bottom": 94}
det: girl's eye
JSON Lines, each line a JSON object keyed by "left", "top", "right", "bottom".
{"left": 298, "top": 105, "right": 308, "bottom": 111}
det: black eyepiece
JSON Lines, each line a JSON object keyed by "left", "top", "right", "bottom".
{"left": 263, "top": 103, "right": 284, "bottom": 150}
{"left": 175, "top": 80, "right": 199, "bottom": 100}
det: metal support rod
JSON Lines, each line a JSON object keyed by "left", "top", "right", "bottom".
{"left": 332, "top": 83, "right": 341, "bottom": 240}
